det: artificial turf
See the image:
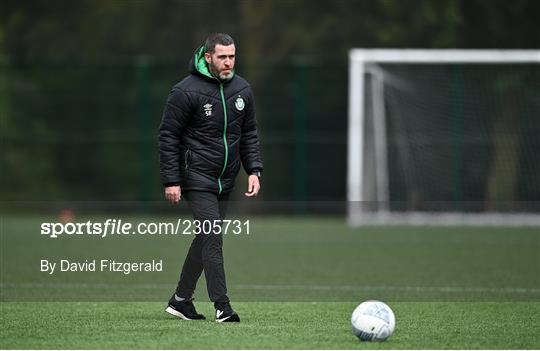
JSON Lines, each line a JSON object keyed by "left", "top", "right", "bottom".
{"left": 1, "top": 301, "right": 539, "bottom": 349}
{"left": 1, "top": 214, "right": 539, "bottom": 348}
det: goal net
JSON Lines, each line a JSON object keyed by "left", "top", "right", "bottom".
{"left": 348, "top": 50, "right": 540, "bottom": 226}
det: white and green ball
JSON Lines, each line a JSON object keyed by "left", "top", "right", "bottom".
{"left": 351, "top": 300, "right": 396, "bottom": 341}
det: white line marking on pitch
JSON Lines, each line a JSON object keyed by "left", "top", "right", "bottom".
{"left": 235, "top": 284, "right": 540, "bottom": 294}
{"left": 1, "top": 282, "right": 539, "bottom": 294}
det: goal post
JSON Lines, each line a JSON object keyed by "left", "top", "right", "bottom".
{"left": 347, "top": 49, "right": 540, "bottom": 226}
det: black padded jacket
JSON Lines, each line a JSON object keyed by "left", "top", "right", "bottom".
{"left": 158, "top": 45, "right": 263, "bottom": 194}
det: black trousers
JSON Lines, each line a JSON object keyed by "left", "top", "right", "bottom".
{"left": 175, "top": 191, "right": 230, "bottom": 304}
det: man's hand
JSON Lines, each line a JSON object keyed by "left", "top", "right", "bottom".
{"left": 245, "top": 175, "right": 260, "bottom": 197}
{"left": 165, "top": 185, "right": 181, "bottom": 204}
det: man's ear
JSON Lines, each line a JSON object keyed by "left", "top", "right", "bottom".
{"left": 204, "top": 52, "right": 211, "bottom": 64}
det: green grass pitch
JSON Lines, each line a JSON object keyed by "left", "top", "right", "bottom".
{"left": 1, "top": 302, "right": 539, "bottom": 349}
{"left": 1, "top": 214, "right": 539, "bottom": 348}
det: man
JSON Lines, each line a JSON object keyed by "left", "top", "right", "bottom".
{"left": 158, "top": 33, "right": 263, "bottom": 323}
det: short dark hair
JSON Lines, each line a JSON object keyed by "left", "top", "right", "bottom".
{"left": 204, "top": 33, "right": 235, "bottom": 54}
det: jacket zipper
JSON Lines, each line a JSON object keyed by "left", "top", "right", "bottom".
{"left": 217, "top": 83, "right": 229, "bottom": 194}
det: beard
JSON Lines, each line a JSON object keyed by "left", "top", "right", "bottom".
{"left": 209, "top": 61, "right": 234, "bottom": 80}
{"left": 218, "top": 70, "right": 234, "bottom": 80}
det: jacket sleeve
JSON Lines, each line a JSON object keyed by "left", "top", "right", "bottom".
{"left": 240, "top": 87, "right": 263, "bottom": 174}
{"left": 158, "top": 88, "right": 192, "bottom": 186}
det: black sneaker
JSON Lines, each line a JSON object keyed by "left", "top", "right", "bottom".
{"left": 215, "top": 302, "right": 240, "bottom": 323}
{"left": 165, "top": 295, "right": 206, "bottom": 320}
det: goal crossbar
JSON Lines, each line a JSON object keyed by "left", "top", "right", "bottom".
{"left": 350, "top": 49, "right": 540, "bottom": 64}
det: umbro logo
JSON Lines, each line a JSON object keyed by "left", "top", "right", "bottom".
{"left": 203, "top": 103, "right": 213, "bottom": 117}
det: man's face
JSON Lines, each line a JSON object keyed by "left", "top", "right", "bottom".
{"left": 205, "top": 44, "right": 235, "bottom": 80}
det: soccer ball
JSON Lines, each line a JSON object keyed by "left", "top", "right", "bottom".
{"left": 351, "top": 300, "right": 395, "bottom": 341}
